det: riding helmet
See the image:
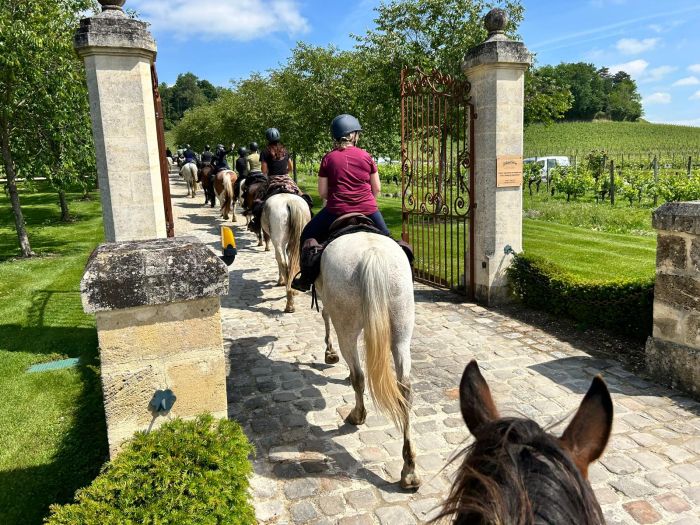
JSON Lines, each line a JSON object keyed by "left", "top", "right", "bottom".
{"left": 265, "top": 128, "right": 281, "bottom": 143}
{"left": 249, "top": 141, "right": 259, "bottom": 152}
{"left": 238, "top": 146, "right": 248, "bottom": 156}
{"left": 186, "top": 144, "right": 191, "bottom": 149}
{"left": 217, "top": 144, "right": 225, "bottom": 151}
{"left": 331, "top": 114, "right": 362, "bottom": 140}
{"left": 205, "top": 144, "right": 210, "bottom": 150}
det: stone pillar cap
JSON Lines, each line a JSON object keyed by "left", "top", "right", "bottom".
{"left": 74, "top": 12, "right": 156, "bottom": 58}
{"left": 653, "top": 201, "right": 700, "bottom": 234}
{"left": 462, "top": 8, "right": 531, "bottom": 72}
{"left": 81, "top": 237, "right": 229, "bottom": 313}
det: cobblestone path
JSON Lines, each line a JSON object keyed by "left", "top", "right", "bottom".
{"left": 171, "top": 175, "right": 700, "bottom": 524}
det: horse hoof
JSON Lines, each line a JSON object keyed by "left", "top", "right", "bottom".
{"left": 346, "top": 407, "right": 367, "bottom": 426}
{"left": 285, "top": 305, "right": 295, "bottom": 313}
{"left": 400, "top": 472, "right": 421, "bottom": 490}
{"left": 325, "top": 352, "right": 339, "bottom": 365}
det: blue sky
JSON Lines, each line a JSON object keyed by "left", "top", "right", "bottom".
{"left": 128, "top": 0, "right": 700, "bottom": 126}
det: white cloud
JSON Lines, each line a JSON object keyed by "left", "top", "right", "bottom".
{"left": 644, "top": 92, "right": 672, "bottom": 104}
{"left": 616, "top": 37, "right": 659, "bottom": 54}
{"left": 609, "top": 59, "right": 649, "bottom": 77}
{"left": 691, "top": 90, "right": 700, "bottom": 101}
{"left": 644, "top": 65, "right": 677, "bottom": 83}
{"left": 673, "top": 76, "right": 700, "bottom": 87}
{"left": 689, "top": 64, "right": 700, "bottom": 73}
{"left": 130, "top": 0, "right": 309, "bottom": 41}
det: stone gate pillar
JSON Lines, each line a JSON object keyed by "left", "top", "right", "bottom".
{"left": 74, "top": 0, "right": 166, "bottom": 242}
{"left": 646, "top": 202, "right": 700, "bottom": 399}
{"left": 75, "top": 1, "right": 231, "bottom": 457}
{"left": 462, "top": 9, "right": 532, "bottom": 305}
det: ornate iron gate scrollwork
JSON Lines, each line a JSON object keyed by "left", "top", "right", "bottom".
{"left": 400, "top": 67, "right": 475, "bottom": 298}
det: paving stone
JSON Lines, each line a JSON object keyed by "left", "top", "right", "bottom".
{"left": 255, "top": 499, "right": 285, "bottom": 522}
{"left": 669, "top": 463, "right": 700, "bottom": 483}
{"left": 345, "top": 489, "right": 377, "bottom": 510}
{"left": 646, "top": 470, "right": 683, "bottom": 488}
{"left": 375, "top": 505, "right": 417, "bottom": 525}
{"left": 623, "top": 500, "right": 662, "bottom": 524}
{"left": 337, "top": 514, "right": 373, "bottom": 525}
{"left": 284, "top": 478, "right": 321, "bottom": 500}
{"left": 318, "top": 495, "right": 345, "bottom": 516}
{"left": 290, "top": 500, "right": 319, "bottom": 524}
{"left": 609, "top": 478, "right": 656, "bottom": 498}
{"left": 670, "top": 518, "right": 700, "bottom": 525}
{"left": 656, "top": 493, "right": 692, "bottom": 513}
{"left": 600, "top": 454, "right": 640, "bottom": 475}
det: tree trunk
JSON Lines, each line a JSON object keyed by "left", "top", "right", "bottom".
{"left": 1, "top": 120, "right": 34, "bottom": 257}
{"left": 58, "top": 189, "right": 71, "bottom": 222}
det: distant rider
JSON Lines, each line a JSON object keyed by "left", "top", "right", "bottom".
{"left": 200, "top": 144, "right": 214, "bottom": 166}
{"left": 234, "top": 146, "right": 249, "bottom": 201}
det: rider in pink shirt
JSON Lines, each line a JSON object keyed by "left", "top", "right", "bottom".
{"left": 291, "top": 114, "right": 390, "bottom": 291}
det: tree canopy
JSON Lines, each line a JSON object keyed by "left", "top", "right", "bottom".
{"left": 159, "top": 73, "right": 223, "bottom": 129}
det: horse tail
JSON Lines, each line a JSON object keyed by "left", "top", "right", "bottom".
{"left": 286, "top": 199, "right": 305, "bottom": 286}
{"left": 223, "top": 171, "right": 234, "bottom": 213}
{"left": 360, "top": 248, "right": 406, "bottom": 431}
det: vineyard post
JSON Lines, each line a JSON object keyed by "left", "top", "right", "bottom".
{"left": 609, "top": 160, "right": 615, "bottom": 206}
{"left": 653, "top": 155, "right": 659, "bottom": 206}
{"left": 688, "top": 156, "right": 692, "bottom": 177}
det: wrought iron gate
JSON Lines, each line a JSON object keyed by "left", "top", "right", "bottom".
{"left": 400, "top": 67, "right": 475, "bottom": 298}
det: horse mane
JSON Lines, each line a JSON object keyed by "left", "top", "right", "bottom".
{"left": 435, "top": 417, "right": 605, "bottom": 525}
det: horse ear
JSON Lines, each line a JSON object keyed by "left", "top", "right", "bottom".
{"left": 460, "top": 360, "right": 499, "bottom": 435}
{"left": 559, "top": 375, "right": 613, "bottom": 478}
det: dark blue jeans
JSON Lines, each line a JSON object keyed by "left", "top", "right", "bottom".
{"left": 301, "top": 207, "right": 390, "bottom": 244}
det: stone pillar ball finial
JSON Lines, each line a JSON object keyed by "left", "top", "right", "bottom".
{"left": 484, "top": 8, "right": 508, "bottom": 36}
{"left": 99, "top": 0, "right": 126, "bottom": 11}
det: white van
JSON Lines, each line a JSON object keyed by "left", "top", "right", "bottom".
{"left": 524, "top": 156, "right": 570, "bottom": 181}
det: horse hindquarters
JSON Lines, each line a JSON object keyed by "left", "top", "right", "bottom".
{"left": 320, "top": 235, "right": 419, "bottom": 489}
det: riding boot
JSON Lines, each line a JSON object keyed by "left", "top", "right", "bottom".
{"left": 291, "top": 238, "right": 323, "bottom": 292}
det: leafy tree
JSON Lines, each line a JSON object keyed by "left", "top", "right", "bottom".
{"left": 525, "top": 66, "right": 573, "bottom": 125}
{"left": 160, "top": 73, "right": 222, "bottom": 129}
{"left": 0, "top": 0, "right": 95, "bottom": 256}
{"left": 606, "top": 72, "right": 642, "bottom": 121}
{"left": 552, "top": 62, "right": 606, "bottom": 120}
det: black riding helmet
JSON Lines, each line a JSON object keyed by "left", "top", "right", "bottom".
{"left": 331, "top": 114, "right": 362, "bottom": 140}
{"left": 238, "top": 146, "right": 248, "bottom": 156}
{"left": 249, "top": 141, "right": 259, "bottom": 152}
{"left": 217, "top": 144, "right": 225, "bottom": 152}
{"left": 205, "top": 144, "right": 210, "bottom": 150}
{"left": 265, "top": 128, "right": 281, "bottom": 143}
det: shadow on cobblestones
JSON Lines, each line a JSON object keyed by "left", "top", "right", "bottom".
{"left": 226, "top": 334, "right": 408, "bottom": 494}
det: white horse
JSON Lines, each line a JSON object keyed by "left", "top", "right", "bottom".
{"left": 180, "top": 162, "right": 198, "bottom": 198}
{"left": 261, "top": 193, "right": 311, "bottom": 313}
{"left": 315, "top": 233, "right": 420, "bottom": 489}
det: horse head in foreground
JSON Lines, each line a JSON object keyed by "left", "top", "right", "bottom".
{"left": 437, "top": 360, "right": 613, "bottom": 525}
{"left": 316, "top": 232, "right": 420, "bottom": 489}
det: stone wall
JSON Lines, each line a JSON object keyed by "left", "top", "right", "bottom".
{"left": 646, "top": 201, "right": 700, "bottom": 398}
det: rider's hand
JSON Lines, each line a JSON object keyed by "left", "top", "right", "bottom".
{"left": 230, "top": 143, "right": 235, "bottom": 150}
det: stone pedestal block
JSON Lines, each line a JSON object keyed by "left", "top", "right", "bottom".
{"left": 462, "top": 13, "right": 532, "bottom": 305}
{"left": 82, "top": 237, "right": 229, "bottom": 456}
{"left": 646, "top": 201, "right": 700, "bottom": 398}
{"left": 74, "top": 9, "right": 166, "bottom": 242}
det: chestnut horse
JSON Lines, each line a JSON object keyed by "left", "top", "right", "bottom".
{"left": 435, "top": 360, "right": 613, "bottom": 524}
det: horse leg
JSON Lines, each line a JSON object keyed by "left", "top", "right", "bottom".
{"left": 263, "top": 231, "right": 271, "bottom": 251}
{"left": 323, "top": 309, "right": 339, "bottom": 364}
{"left": 392, "top": 338, "right": 420, "bottom": 489}
{"left": 336, "top": 327, "right": 366, "bottom": 425}
{"left": 273, "top": 241, "right": 286, "bottom": 287}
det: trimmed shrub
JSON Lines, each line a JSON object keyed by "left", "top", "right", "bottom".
{"left": 507, "top": 254, "right": 654, "bottom": 339}
{"left": 46, "top": 415, "right": 255, "bottom": 525}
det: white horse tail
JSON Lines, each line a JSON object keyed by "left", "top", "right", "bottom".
{"left": 360, "top": 248, "right": 407, "bottom": 431}
{"left": 286, "top": 200, "right": 305, "bottom": 286}
{"left": 223, "top": 171, "right": 234, "bottom": 214}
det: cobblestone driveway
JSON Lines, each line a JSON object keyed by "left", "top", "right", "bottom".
{"left": 171, "top": 176, "right": 700, "bottom": 524}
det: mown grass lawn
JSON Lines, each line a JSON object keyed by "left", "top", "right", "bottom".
{"left": 0, "top": 184, "right": 107, "bottom": 525}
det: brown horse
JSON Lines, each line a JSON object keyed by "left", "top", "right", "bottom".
{"left": 240, "top": 180, "right": 267, "bottom": 245}
{"left": 198, "top": 164, "right": 216, "bottom": 206}
{"left": 435, "top": 360, "right": 613, "bottom": 524}
{"left": 213, "top": 170, "right": 237, "bottom": 221}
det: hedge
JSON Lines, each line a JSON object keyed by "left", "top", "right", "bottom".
{"left": 46, "top": 415, "right": 255, "bottom": 525}
{"left": 506, "top": 254, "right": 654, "bottom": 340}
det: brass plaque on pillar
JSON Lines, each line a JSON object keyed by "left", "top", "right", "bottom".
{"left": 497, "top": 156, "right": 523, "bottom": 187}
